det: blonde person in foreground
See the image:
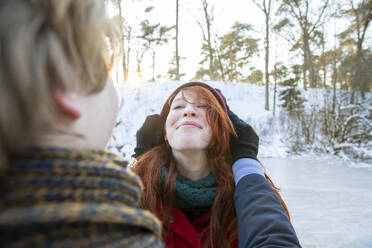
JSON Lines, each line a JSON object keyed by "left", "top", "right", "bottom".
{"left": 0, "top": 0, "right": 162, "bottom": 247}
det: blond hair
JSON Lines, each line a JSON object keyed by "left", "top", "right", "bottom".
{"left": 0, "top": 0, "right": 117, "bottom": 168}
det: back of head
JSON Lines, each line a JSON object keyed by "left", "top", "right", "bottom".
{"left": 0, "top": 0, "right": 115, "bottom": 168}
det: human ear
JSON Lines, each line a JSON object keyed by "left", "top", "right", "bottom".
{"left": 54, "top": 88, "right": 81, "bottom": 120}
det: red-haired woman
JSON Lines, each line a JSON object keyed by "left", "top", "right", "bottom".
{"left": 132, "top": 82, "right": 301, "bottom": 248}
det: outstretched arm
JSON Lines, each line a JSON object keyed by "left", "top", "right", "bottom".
{"left": 233, "top": 158, "right": 301, "bottom": 248}
{"left": 228, "top": 109, "right": 301, "bottom": 247}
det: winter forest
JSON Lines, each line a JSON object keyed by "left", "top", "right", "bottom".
{"left": 104, "top": 1, "right": 372, "bottom": 246}
{"left": 106, "top": 0, "right": 372, "bottom": 163}
{"left": 104, "top": 1, "right": 372, "bottom": 247}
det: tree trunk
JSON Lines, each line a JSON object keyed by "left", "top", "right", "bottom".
{"left": 202, "top": 0, "right": 214, "bottom": 80}
{"left": 323, "top": 66, "right": 327, "bottom": 88}
{"left": 116, "top": 66, "right": 119, "bottom": 83}
{"left": 207, "top": 28, "right": 213, "bottom": 80}
{"left": 350, "top": 90, "right": 355, "bottom": 104}
{"left": 152, "top": 50, "right": 155, "bottom": 82}
{"left": 350, "top": 0, "right": 371, "bottom": 96}
{"left": 215, "top": 44, "right": 225, "bottom": 81}
{"left": 303, "top": 31, "right": 316, "bottom": 88}
{"left": 252, "top": 0, "right": 271, "bottom": 109}
{"left": 332, "top": 58, "right": 337, "bottom": 115}
{"left": 332, "top": 12, "right": 337, "bottom": 115}
{"left": 264, "top": 8, "right": 270, "bottom": 111}
{"left": 175, "top": 0, "right": 180, "bottom": 80}
{"left": 125, "top": 27, "right": 132, "bottom": 83}
{"left": 283, "top": 0, "right": 329, "bottom": 89}
{"left": 136, "top": 54, "right": 142, "bottom": 79}
{"left": 117, "top": 0, "right": 127, "bottom": 82}
{"left": 273, "top": 63, "right": 277, "bottom": 116}
{"left": 302, "top": 49, "right": 307, "bottom": 90}
{"left": 322, "top": 32, "right": 327, "bottom": 88}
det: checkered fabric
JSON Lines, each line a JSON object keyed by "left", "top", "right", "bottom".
{"left": 0, "top": 147, "right": 163, "bottom": 248}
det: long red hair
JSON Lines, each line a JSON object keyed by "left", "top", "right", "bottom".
{"left": 133, "top": 86, "right": 290, "bottom": 248}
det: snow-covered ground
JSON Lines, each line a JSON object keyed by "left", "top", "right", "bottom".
{"left": 108, "top": 80, "right": 372, "bottom": 169}
{"left": 107, "top": 81, "right": 372, "bottom": 247}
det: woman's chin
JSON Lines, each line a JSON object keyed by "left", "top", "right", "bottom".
{"left": 171, "top": 142, "right": 208, "bottom": 152}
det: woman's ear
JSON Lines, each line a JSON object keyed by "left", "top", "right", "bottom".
{"left": 54, "top": 88, "right": 81, "bottom": 120}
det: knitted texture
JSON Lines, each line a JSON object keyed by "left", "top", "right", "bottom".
{"left": 0, "top": 147, "right": 163, "bottom": 248}
{"left": 162, "top": 168, "right": 217, "bottom": 209}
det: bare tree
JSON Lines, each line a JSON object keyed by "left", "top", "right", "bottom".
{"left": 253, "top": 0, "right": 272, "bottom": 110}
{"left": 196, "top": 0, "right": 216, "bottom": 80}
{"left": 332, "top": 10, "right": 338, "bottom": 114}
{"left": 272, "top": 29, "right": 279, "bottom": 116}
{"left": 278, "top": 0, "right": 330, "bottom": 90}
{"left": 125, "top": 25, "right": 133, "bottom": 82}
{"left": 136, "top": 49, "right": 146, "bottom": 80}
{"left": 214, "top": 35, "right": 226, "bottom": 81}
{"left": 138, "top": 20, "right": 173, "bottom": 81}
{"left": 175, "top": 0, "right": 180, "bottom": 80}
{"left": 320, "top": 26, "right": 327, "bottom": 89}
{"left": 273, "top": 62, "right": 277, "bottom": 115}
{"left": 115, "top": 0, "right": 128, "bottom": 82}
{"left": 340, "top": 0, "right": 372, "bottom": 102}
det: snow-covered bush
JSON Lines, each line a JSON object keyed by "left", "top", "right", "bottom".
{"left": 279, "top": 90, "right": 372, "bottom": 160}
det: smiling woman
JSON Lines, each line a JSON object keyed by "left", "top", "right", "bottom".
{"left": 134, "top": 83, "right": 238, "bottom": 248}
{"left": 166, "top": 89, "right": 212, "bottom": 152}
{"left": 132, "top": 82, "right": 298, "bottom": 248}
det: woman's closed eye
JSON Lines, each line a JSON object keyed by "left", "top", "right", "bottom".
{"left": 197, "top": 104, "right": 208, "bottom": 108}
{"left": 172, "top": 105, "right": 185, "bottom": 110}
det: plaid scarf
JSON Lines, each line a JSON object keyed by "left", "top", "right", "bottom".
{"left": 0, "top": 147, "right": 163, "bottom": 248}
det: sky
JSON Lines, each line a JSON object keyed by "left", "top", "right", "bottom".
{"left": 107, "top": 0, "right": 371, "bottom": 84}
{"left": 107, "top": 0, "right": 274, "bottom": 82}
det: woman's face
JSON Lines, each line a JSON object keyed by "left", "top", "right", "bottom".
{"left": 165, "top": 88, "right": 212, "bottom": 151}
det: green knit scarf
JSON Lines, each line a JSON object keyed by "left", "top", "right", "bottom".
{"left": 0, "top": 147, "right": 162, "bottom": 248}
{"left": 162, "top": 168, "right": 217, "bottom": 210}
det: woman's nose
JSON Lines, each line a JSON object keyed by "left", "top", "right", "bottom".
{"left": 182, "top": 104, "right": 197, "bottom": 117}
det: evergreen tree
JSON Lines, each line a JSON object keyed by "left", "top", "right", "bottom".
{"left": 279, "top": 66, "right": 306, "bottom": 116}
{"left": 276, "top": 0, "right": 330, "bottom": 89}
{"left": 218, "top": 22, "right": 259, "bottom": 81}
{"left": 252, "top": 0, "right": 272, "bottom": 110}
{"left": 194, "top": 22, "right": 259, "bottom": 81}
{"left": 167, "top": 55, "right": 185, "bottom": 80}
{"left": 138, "top": 11, "right": 173, "bottom": 81}
{"left": 246, "top": 68, "right": 263, "bottom": 84}
{"left": 338, "top": 0, "right": 372, "bottom": 101}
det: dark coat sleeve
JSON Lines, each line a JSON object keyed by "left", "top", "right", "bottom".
{"left": 234, "top": 174, "right": 301, "bottom": 248}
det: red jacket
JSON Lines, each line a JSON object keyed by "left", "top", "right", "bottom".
{"left": 163, "top": 207, "right": 238, "bottom": 248}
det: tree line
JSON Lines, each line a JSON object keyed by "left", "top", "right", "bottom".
{"left": 108, "top": 0, "right": 371, "bottom": 107}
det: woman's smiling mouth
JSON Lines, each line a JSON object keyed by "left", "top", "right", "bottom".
{"left": 177, "top": 121, "right": 202, "bottom": 129}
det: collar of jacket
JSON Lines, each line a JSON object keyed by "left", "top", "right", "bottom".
{"left": 164, "top": 207, "right": 211, "bottom": 247}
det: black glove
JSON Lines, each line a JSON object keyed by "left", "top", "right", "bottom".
{"left": 132, "top": 114, "right": 163, "bottom": 158}
{"left": 228, "top": 110, "right": 259, "bottom": 163}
